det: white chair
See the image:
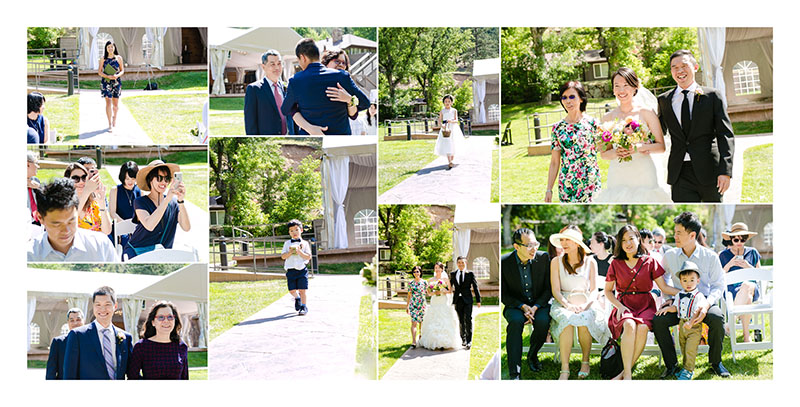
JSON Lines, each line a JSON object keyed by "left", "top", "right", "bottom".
{"left": 125, "top": 247, "right": 199, "bottom": 263}
{"left": 113, "top": 219, "right": 136, "bottom": 255}
{"left": 724, "top": 266, "right": 773, "bottom": 362}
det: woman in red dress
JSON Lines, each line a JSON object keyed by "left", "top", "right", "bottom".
{"left": 605, "top": 225, "right": 678, "bottom": 379}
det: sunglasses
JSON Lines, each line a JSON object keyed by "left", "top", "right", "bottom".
{"left": 732, "top": 237, "right": 747, "bottom": 243}
{"left": 70, "top": 174, "right": 87, "bottom": 183}
{"left": 561, "top": 95, "right": 578, "bottom": 100}
{"left": 154, "top": 174, "right": 172, "bottom": 183}
{"left": 155, "top": 315, "right": 175, "bottom": 322}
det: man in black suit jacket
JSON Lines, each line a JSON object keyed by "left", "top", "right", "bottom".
{"left": 451, "top": 256, "right": 481, "bottom": 349}
{"left": 657, "top": 49, "right": 735, "bottom": 202}
{"left": 502, "top": 228, "right": 552, "bottom": 379}
{"left": 46, "top": 308, "right": 84, "bottom": 379}
{"left": 244, "top": 49, "right": 295, "bottom": 135}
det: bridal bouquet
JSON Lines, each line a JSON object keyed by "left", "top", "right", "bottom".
{"left": 430, "top": 280, "right": 447, "bottom": 294}
{"left": 596, "top": 118, "right": 654, "bottom": 162}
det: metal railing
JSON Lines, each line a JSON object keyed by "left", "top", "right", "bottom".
{"left": 210, "top": 223, "right": 319, "bottom": 275}
{"left": 27, "top": 48, "right": 80, "bottom": 94}
{"left": 383, "top": 117, "right": 473, "bottom": 139}
{"left": 378, "top": 272, "right": 410, "bottom": 300}
{"left": 526, "top": 105, "right": 613, "bottom": 146}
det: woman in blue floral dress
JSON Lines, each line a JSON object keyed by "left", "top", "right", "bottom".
{"left": 545, "top": 81, "right": 601, "bottom": 203}
{"left": 98, "top": 40, "right": 124, "bottom": 131}
{"left": 406, "top": 266, "right": 427, "bottom": 348}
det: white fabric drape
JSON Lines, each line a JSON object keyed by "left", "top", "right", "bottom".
{"left": 712, "top": 204, "right": 738, "bottom": 249}
{"left": 210, "top": 49, "right": 228, "bottom": 95}
{"left": 121, "top": 298, "right": 143, "bottom": 343}
{"left": 169, "top": 28, "right": 182, "bottom": 61}
{"left": 197, "top": 27, "right": 207, "bottom": 49}
{"left": 27, "top": 296, "right": 37, "bottom": 351}
{"left": 145, "top": 27, "right": 168, "bottom": 68}
{"left": 326, "top": 156, "right": 350, "bottom": 249}
{"left": 473, "top": 80, "right": 486, "bottom": 124}
{"left": 698, "top": 27, "right": 727, "bottom": 106}
{"left": 453, "top": 229, "right": 471, "bottom": 264}
{"left": 67, "top": 296, "right": 90, "bottom": 322}
{"left": 235, "top": 67, "right": 246, "bottom": 83}
{"left": 118, "top": 28, "right": 140, "bottom": 63}
{"left": 196, "top": 301, "right": 208, "bottom": 348}
{"left": 86, "top": 27, "right": 100, "bottom": 70}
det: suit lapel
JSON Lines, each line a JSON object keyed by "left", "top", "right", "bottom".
{"left": 663, "top": 88, "right": 687, "bottom": 139}
{"left": 689, "top": 88, "right": 710, "bottom": 138}
{"left": 86, "top": 323, "right": 105, "bottom": 364}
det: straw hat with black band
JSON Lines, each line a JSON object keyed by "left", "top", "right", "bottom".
{"left": 721, "top": 222, "right": 758, "bottom": 241}
{"left": 549, "top": 228, "right": 591, "bottom": 253}
{"left": 136, "top": 160, "right": 181, "bottom": 192}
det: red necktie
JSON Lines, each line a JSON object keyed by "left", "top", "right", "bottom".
{"left": 273, "top": 82, "right": 287, "bottom": 134}
{"left": 28, "top": 188, "right": 37, "bottom": 218}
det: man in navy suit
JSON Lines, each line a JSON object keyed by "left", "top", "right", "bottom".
{"left": 63, "top": 286, "right": 133, "bottom": 380}
{"left": 281, "top": 38, "right": 370, "bottom": 135}
{"left": 45, "top": 308, "right": 84, "bottom": 379}
{"left": 244, "top": 49, "right": 295, "bottom": 135}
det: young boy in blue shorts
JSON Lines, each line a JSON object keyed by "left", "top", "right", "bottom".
{"left": 281, "top": 219, "right": 312, "bottom": 315}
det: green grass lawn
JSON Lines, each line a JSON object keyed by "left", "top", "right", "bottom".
{"left": 469, "top": 312, "right": 499, "bottom": 380}
{"left": 491, "top": 146, "right": 499, "bottom": 203}
{"left": 356, "top": 295, "right": 378, "bottom": 379}
{"left": 319, "top": 262, "right": 366, "bottom": 274}
{"left": 209, "top": 97, "right": 245, "bottom": 135}
{"left": 79, "top": 71, "right": 208, "bottom": 91}
{"left": 741, "top": 143, "right": 773, "bottom": 202}
{"left": 209, "top": 280, "right": 287, "bottom": 341}
{"left": 45, "top": 94, "right": 80, "bottom": 141}
{"left": 103, "top": 151, "right": 208, "bottom": 167}
{"left": 378, "top": 138, "right": 438, "bottom": 195}
{"left": 733, "top": 120, "right": 772, "bottom": 135}
{"left": 28, "top": 349, "right": 208, "bottom": 379}
{"left": 124, "top": 94, "right": 205, "bottom": 144}
{"left": 378, "top": 308, "right": 496, "bottom": 379}
{"left": 499, "top": 305, "right": 773, "bottom": 380}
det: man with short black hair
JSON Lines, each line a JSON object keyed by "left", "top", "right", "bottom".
{"left": 501, "top": 228, "right": 551, "bottom": 379}
{"left": 63, "top": 286, "right": 133, "bottom": 379}
{"left": 451, "top": 256, "right": 481, "bottom": 349}
{"left": 46, "top": 308, "right": 84, "bottom": 379}
{"left": 244, "top": 49, "right": 296, "bottom": 135}
{"left": 27, "top": 178, "right": 117, "bottom": 262}
{"left": 280, "top": 38, "right": 370, "bottom": 135}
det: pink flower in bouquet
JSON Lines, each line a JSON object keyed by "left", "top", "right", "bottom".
{"left": 602, "top": 131, "right": 612, "bottom": 142}
{"left": 623, "top": 126, "right": 634, "bottom": 135}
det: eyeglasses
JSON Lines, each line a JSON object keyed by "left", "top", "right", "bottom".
{"left": 70, "top": 175, "right": 87, "bottom": 183}
{"left": 561, "top": 95, "right": 577, "bottom": 100}
{"left": 333, "top": 59, "right": 347, "bottom": 68}
{"left": 516, "top": 241, "right": 540, "bottom": 250}
{"left": 732, "top": 237, "right": 747, "bottom": 243}
{"left": 155, "top": 315, "right": 175, "bottom": 322}
{"left": 154, "top": 174, "right": 172, "bottom": 183}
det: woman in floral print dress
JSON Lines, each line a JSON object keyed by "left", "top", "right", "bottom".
{"left": 545, "top": 81, "right": 602, "bottom": 203}
{"left": 406, "top": 266, "right": 427, "bottom": 348}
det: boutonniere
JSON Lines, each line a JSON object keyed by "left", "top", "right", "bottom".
{"left": 695, "top": 87, "right": 705, "bottom": 99}
{"left": 116, "top": 331, "right": 126, "bottom": 344}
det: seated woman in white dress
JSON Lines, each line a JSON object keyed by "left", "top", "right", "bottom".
{"left": 549, "top": 226, "right": 610, "bottom": 380}
{"left": 595, "top": 67, "right": 671, "bottom": 203}
{"left": 434, "top": 94, "right": 465, "bottom": 170}
{"left": 418, "top": 262, "right": 461, "bottom": 350}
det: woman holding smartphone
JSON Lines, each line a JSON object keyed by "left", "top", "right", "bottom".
{"left": 123, "top": 160, "right": 190, "bottom": 261}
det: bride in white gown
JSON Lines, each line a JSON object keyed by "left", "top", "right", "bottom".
{"left": 595, "top": 67, "right": 672, "bottom": 203}
{"left": 417, "top": 262, "right": 461, "bottom": 350}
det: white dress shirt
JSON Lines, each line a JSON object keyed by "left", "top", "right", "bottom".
{"left": 94, "top": 320, "right": 117, "bottom": 371}
{"left": 663, "top": 245, "right": 725, "bottom": 305}
{"left": 27, "top": 228, "right": 118, "bottom": 262}
{"left": 670, "top": 82, "right": 699, "bottom": 161}
{"left": 282, "top": 239, "right": 310, "bottom": 270}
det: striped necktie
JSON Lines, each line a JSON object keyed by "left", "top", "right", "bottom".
{"left": 101, "top": 328, "right": 116, "bottom": 380}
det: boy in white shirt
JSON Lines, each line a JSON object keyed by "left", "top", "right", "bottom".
{"left": 657, "top": 261, "right": 709, "bottom": 380}
{"left": 280, "top": 219, "right": 312, "bottom": 315}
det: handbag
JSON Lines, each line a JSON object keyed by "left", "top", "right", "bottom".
{"left": 442, "top": 121, "right": 451, "bottom": 138}
{"left": 600, "top": 338, "right": 623, "bottom": 379}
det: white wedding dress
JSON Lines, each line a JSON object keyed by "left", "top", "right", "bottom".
{"left": 418, "top": 284, "right": 461, "bottom": 350}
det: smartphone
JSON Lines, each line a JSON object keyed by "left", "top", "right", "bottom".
{"left": 174, "top": 172, "right": 183, "bottom": 184}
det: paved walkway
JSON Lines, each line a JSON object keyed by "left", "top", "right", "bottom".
{"left": 78, "top": 90, "right": 151, "bottom": 145}
{"left": 209, "top": 275, "right": 364, "bottom": 380}
{"left": 724, "top": 133, "right": 773, "bottom": 203}
{"left": 104, "top": 165, "right": 209, "bottom": 263}
{"left": 382, "top": 305, "right": 499, "bottom": 380}
{"left": 379, "top": 136, "right": 496, "bottom": 204}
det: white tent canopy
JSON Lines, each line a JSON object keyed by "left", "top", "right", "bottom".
{"left": 454, "top": 203, "right": 500, "bottom": 230}
{"left": 321, "top": 136, "right": 377, "bottom": 249}
{"left": 453, "top": 203, "right": 500, "bottom": 283}
{"left": 471, "top": 58, "right": 500, "bottom": 124}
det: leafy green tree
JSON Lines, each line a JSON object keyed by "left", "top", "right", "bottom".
{"left": 379, "top": 205, "right": 453, "bottom": 271}
{"left": 459, "top": 27, "right": 500, "bottom": 71}
{"left": 452, "top": 79, "right": 473, "bottom": 116}
{"left": 27, "top": 27, "right": 69, "bottom": 49}
{"left": 414, "top": 28, "right": 473, "bottom": 115}
{"left": 271, "top": 156, "right": 322, "bottom": 223}
{"left": 379, "top": 27, "right": 425, "bottom": 119}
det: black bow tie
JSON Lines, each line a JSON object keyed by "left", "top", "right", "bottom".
{"left": 679, "top": 292, "right": 694, "bottom": 300}
{"left": 290, "top": 239, "right": 301, "bottom": 243}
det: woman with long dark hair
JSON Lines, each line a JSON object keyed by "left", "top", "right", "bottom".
{"left": 97, "top": 40, "right": 125, "bottom": 131}
{"left": 127, "top": 301, "right": 189, "bottom": 379}
{"left": 108, "top": 161, "right": 141, "bottom": 247}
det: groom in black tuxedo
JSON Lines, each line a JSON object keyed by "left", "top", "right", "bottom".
{"left": 657, "top": 49, "right": 735, "bottom": 202}
{"left": 502, "top": 228, "right": 551, "bottom": 379}
{"left": 451, "top": 256, "right": 481, "bottom": 350}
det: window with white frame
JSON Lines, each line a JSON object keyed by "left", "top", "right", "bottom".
{"left": 30, "top": 323, "right": 40, "bottom": 345}
{"left": 473, "top": 257, "right": 490, "bottom": 280}
{"left": 60, "top": 323, "right": 70, "bottom": 336}
{"left": 733, "top": 60, "right": 761, "bottom": 96}
{"left": 593, "top": 62, "right": 609, "bottom": 79}
{"left": 95, "top": 33, "right": 113, "bottom": 60}
{"left": 142, "top": 34, "right": 154, "bottom": 63}
{"left": 763, "top": 222, "right": 773, "bottom": 246}
{"left": 488, "top": 104, "right": 500, "bottom": 122}
{"left": 354, "top": 209, "right": 378, "bottom": 246}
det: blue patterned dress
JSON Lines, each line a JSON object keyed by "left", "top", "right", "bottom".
{"left": 101, "top": 57, "right": 122, "bottom": 98}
